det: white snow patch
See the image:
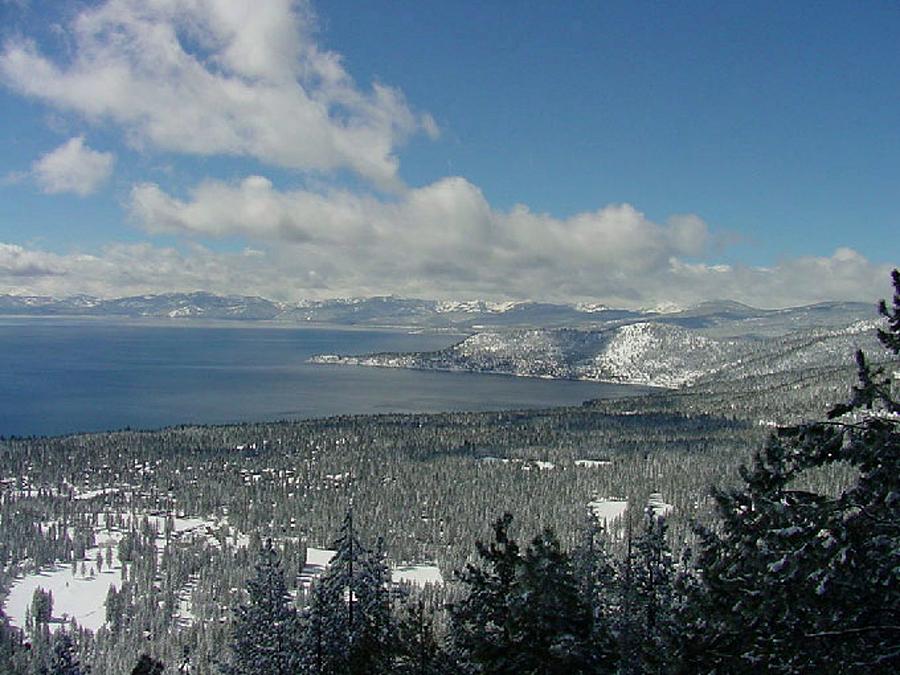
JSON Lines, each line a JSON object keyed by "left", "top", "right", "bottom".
{"left": 574, "top": 302, "right": 611, "bottom": 313}
{"left": 647, "top": 493, "right": 674, "bottom": 518}
{"left": 5, "top": 554, "right": 122, "bottom": 633}
{"left": 392, "top": 565, "right": 444, "bottom": 587}
{"left": 477, "top": 457, "right": 555, "bottom": 470}
{"left": 574, "top": 459, "right": 612, "bottom": 468}
{"left": 588, "top": 498, "right": 629, "bottom": 525}
{"left": 299, "top": 548, "right": 443, "bottom": 588}
{"left": 73, "top": 487, "right": 119, "bottom": 500}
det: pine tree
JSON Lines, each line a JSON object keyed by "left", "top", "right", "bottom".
{"left": 450, "top": 514, "right": 595, "bottom": 673}
{"left": 393, "top": 598, "right": 445, "bottom": 675}
{"left": 221, "top": 540, "right": 302, "bottom": 674}
{"left": 449, "top": 513, "right": 520, "bottom": 673}
{"left": 31, "top": 588, "right": 53, "bottom": 625}
{"left": 300, "top": 509, "right": 396, "bottom": 673}
{"left": 617, "top": 508, "right": 676, "bottom": 675}
{"left": 300, "top": 582, "right": 336, "bottom": 674}
{"left": 0, "top": 608, "right": 26, "bottom": 675}
{"left": 681, "top": 270, "right": 900, "bottom": 673}
{"left": 512, "top": 528, "right": 593, "bottom": 672}
{"left": 48, "top": 631, "right": 82, "bottom": 675}
{"left": 571, "top": 512, "right": 618, "bottom": 672}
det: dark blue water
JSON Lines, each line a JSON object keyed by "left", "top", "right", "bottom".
{"left": 0, "top": 318, "right": 648, "bottom": 437}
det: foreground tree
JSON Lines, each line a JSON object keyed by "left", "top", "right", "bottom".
{"left": 221, "top": 540, "right": 302, "bottom": 674}
{"left": 392, "top": 598, "right": 446, "bottom": 675}
{"left": 450, "top": 514, "right": 595, "bottom": 673}
{"left": 48, "top": 631, "right": 82, "bottom": 675}
{"left": 300, "top": 509, "right": 396, "bottom": 673}
{"left": 571, "top": 513, "right": 619, "bottom": 672}
{"left": 618, "top": 509, "right": 677, "bottom": 675}
{"left": 0, "top": 609, "right": 26, "bottom": 675}
{"left": 681, "top": 271, "right": 900, "bottom": 673}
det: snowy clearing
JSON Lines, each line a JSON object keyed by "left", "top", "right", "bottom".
{"left": 299, "top": 548, "right": 443, "bottom": 588}
{"left": 588, "top": 498, "right": 629, "bottom": 525}
{"left": 574, "top": 459, "right": 612, "bottom": 468}
{"left": 3, "top": 512, "right": 218, "bottom": 633}
{"left": 647, "top": 493, "right": 674, "bottom": 518}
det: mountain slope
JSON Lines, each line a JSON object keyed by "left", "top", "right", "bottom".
{"left": 0, "top": 292, "right": 284, "bottom": 320}
{"left": 311, "top": 319, "right": 890, "bottom": 389}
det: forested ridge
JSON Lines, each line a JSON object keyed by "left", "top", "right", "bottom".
{"left": 0, "top": 274, "right": 897, "bottom": 673}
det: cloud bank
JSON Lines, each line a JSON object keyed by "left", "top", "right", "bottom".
{"left": 127, "top": 175, "right": 720, "bottom": 303}
{"left": 0, "top": 229, "right": 891, "bottom": 309}
{"left": 0, "top": 0, "right": 434, "bottom": 188}
{"left": 123, "top": 175, "right": 892, "bottom": 307}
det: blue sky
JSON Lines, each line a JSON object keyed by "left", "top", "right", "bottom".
{"left": 0, "top": 0, "right": 896, "bottom": 307}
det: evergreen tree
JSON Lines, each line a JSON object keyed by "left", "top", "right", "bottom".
{"left": 300, "top": 509, "right": 396, "bottom": 673}
{"left": 0, "top": 608, "right": 27, "bottom": 675}
{"left": 221, "top": 540, "right": 302, "bottom": 674}
{"left": 512, "top": 528, "right": 594, "bottom": 672}
{"left": 617, "top": 508, "right": 677, "bottom": 675}
{"left": 48, "top": 631, "right": 82, "bottom": 675}
{"left": 571, "top": 512, "right": 618, "bottom": 672}
{"left": 299, "top": 583, "right": 333, "bottom": 674}
{"left": 393, "top": 598, "right": 445, "bottom": 675}
{"left": 105, "top": 585, "right": 125, "bottom": 635}
{"left": 450, "top": 514, "right": 595, "bottom": 673}
{"left": 449, "top": 513, "right": 520, "bottom": 673}
{"left": 681, "top": 270, "right": 900, "bottom": 673}
{"left": 31, "top": 589, "right": 53, "bottom": 625}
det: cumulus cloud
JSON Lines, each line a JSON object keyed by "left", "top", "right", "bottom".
{"left": 662, "top": 251, "right": 893, "bottom": 308}
{"left": 31, "top": 136, "right": 114, "bottom": 195}
{"left": 0, "top": 0, "right": 433, "bottom": 188}
{"left": 0, "top": 242, "right": 71, "bottom": 277}
{"left": 128, "top": 175, "right": 714, "bottom": 298}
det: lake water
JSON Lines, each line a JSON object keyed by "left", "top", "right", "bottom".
{"left": 0, "top": 318, "right": 649, "bottom": 437}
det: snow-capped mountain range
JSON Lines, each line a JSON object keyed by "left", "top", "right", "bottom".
{"left": 0, "top": 291, "right": 874, "bottom": 336}
{"left": 0, "top": 292, "right": 286, "bottom": 321}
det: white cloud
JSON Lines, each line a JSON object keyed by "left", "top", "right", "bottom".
{"left": 0, "top": 235, "right": 892, "bottom": 309}
{"left": 0, "top": 0, "right": 434, "bottom": 189}
{"left": 31, "top": 136, "right": 114, "bottom": 196}
{"left": 0, "top": 242, "right": 71, "bottom": 278}
{"left": 128, "top": 175, "right": 705, "bottom": 291}
{"left": 0, "top": 236, "right": 891, "bottom": 310}
{"left": 0, "top": 241, "right": 275, "bottom": 298}
{"left": 118, "top": 175, "right": 892, "bottom": 306}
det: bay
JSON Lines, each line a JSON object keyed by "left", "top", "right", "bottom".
{"left": 0, "top": 318, "right": 650, "bottom": 437}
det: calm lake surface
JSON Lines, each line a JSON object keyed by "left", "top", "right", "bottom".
{"left": 0, "top": 318, "right": 650, "bottom": 437}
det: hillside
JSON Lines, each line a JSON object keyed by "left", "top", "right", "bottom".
{"left": 311, "top": 319, "right": 889, "bottom": 389}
